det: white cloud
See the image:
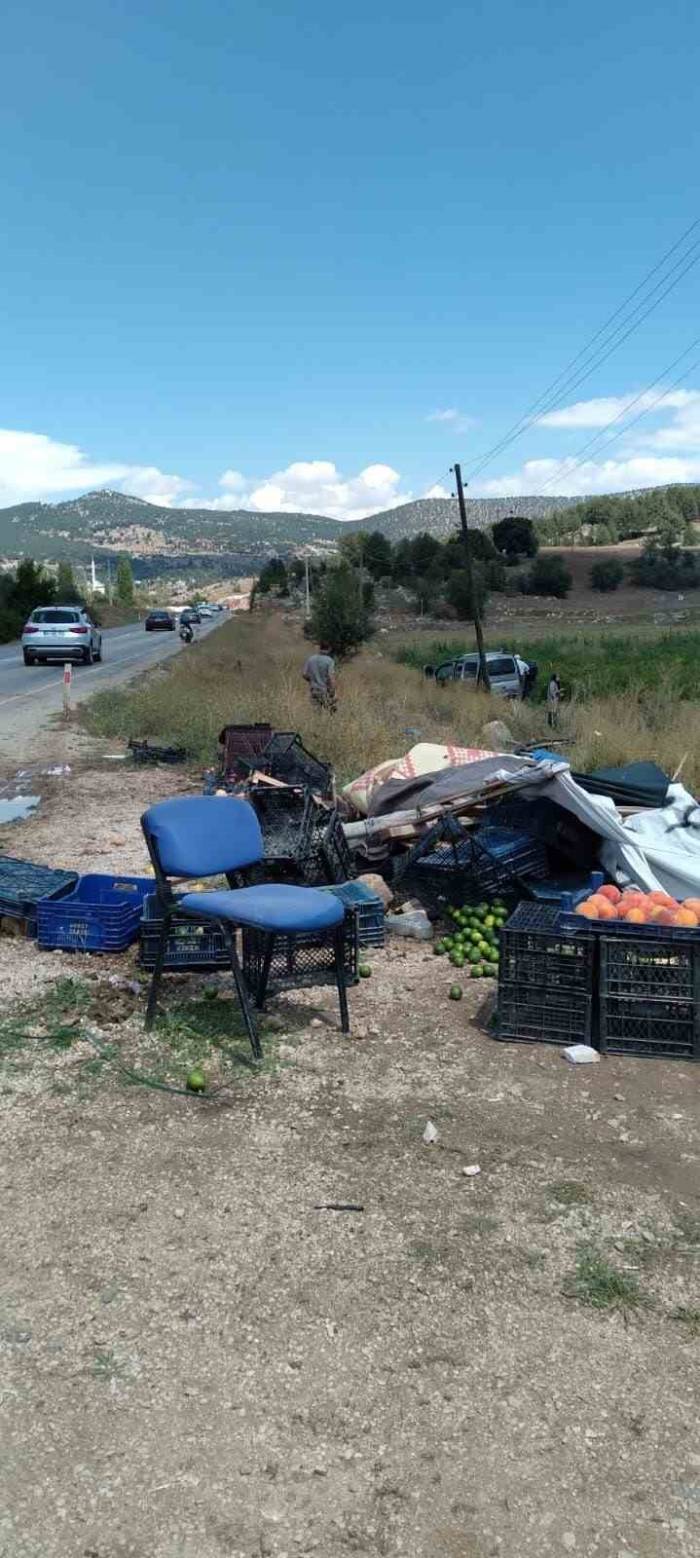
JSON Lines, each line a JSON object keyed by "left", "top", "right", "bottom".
{"left": 426, "top": 408, "right": 475, "bottom": 432}
{"left": 538, "top": 389, "right": 697, "bottom": 429}
{"left": 242, "top": 460, "right": 410, "bottom": 521}
{"left": 477, "top": 454, "right": 700, "bottom": 499}
{"left": 0, "top": 428, "right": 190, "bottom": 510}
{"left": 424, "top": 482, "right": 452, "bottom": 500}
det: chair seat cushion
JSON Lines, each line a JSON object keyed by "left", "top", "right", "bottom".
{"left": 178, "top": 883, "right": 345, "bottom": 934}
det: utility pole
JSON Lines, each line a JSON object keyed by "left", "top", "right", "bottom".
{"left": 452, "top": 462, "right": 490, "bottom": 693}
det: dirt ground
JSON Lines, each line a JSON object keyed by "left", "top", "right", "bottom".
{"left": 1, "top": 760, "right": 699, "bottom": 1558}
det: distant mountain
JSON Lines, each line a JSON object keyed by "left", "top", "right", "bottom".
{"left": 0, "top": 486, "right": 582, "bottom": 567}
{"left": 345, "top": 493, "right": 581, "bottom": 540}
{"left": 0, "top": 488, "right": 340, "bottom": 564}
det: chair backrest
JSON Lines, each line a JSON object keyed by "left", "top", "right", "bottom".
{"left": 142, "top": 796, "right": 263, "bottom": 879}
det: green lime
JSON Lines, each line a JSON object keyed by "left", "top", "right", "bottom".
{"left": 434, "top": 942, "right": 447, "bottom": 955}
{"left": 448, "top": 984, "right": 463, "bottom": 1001}
{"left": 484, "top": 915, "right": 495, "bottom": 928}
{"left": 472, "top": 963, "right": 484, "bottom": 978}
{"left": 467, "top": 949, "right": 480, "bottom": 965}
{"left": 358, "top": 963, "right": 372, "bottom": 978}
{"left": 186, "top": 1067, "right": 207, "bottom": 1094}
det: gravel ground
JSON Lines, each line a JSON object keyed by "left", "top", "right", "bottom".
{"left": 1, "top": 764, "right": 699, "bottom": 1558}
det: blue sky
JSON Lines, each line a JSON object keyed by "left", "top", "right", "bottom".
{"left": 1, "top": 0, "right": 699, "bottom": 518}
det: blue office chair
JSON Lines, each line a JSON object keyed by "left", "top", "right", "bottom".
{"left": 141, "top": 795, "right": 349, "bottom": 1059}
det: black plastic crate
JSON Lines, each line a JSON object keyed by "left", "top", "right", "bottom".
{"left": 399, "top": 820, "right": 547, "bottom": 916}
{"left": 221, "top": 723, "right": 273, "bottom": 782}
{"left": 139, "top": 894, "right": 231, "bottom": 971}
{"left": 249, "top": 784, "right": 308, "bottom": 862}
{"left": 496, "top": 903, "right": 595, "bottom": 1046}
{"left": 0, "top": 856, "right": 78, "bottom": 935}
{"left": 242, "top": 918, "right": 358, "bottom": 996}
{"left": 598, "top": 934, "right": 700, "bottom": 1059}
{"left": 261, "top": 732, "right": 333, "bottom": 797}
{"left": 248, "top": 788, "right": 353, "bottom": 886}
{"left": 128, "top": 739, "right": 187, "bottom": 765}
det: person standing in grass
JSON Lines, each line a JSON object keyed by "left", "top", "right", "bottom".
{"left": 303, "top": 643, "right": 337, "bottom": 711}
{"left": 546, "top": 672, "right": 561, "bottom": 728}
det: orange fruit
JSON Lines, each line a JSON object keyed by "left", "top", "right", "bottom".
{"left": 576, "top": 901, "right": 600, "bottom": 919}
{"left": 598, "top": 884, "right": 622, "bottom": 904}
{"left": 620, "top": 891, "right": 645, "bottom": 910}
{"left": 624, "top": 907, "right": 646, "bottom": 923}
{"left": 683, "top": 898, "right": 700, "bottom": 917}
{"left": 648, "top": 891, "right": 676, "bottom": 908}
{"left": 594, "top": 900, "right": 616, "bottom": 920}
{"left": 673, "top": 908, "right": 698, "bottom": 927}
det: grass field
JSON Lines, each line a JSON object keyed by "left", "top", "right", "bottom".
{"left": 397, "top": 628, "right": 700, "bottom": 703}
{"left": 83, "top": 611, "right": 700, "bottom": 791}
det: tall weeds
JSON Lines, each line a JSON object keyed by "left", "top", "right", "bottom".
{"left": 83, "top": 614, "right": 700, "bottom": 789}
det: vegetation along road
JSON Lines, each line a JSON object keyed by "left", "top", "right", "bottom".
{"left": 0, "top": 616, "right": 226, "bottom": 759}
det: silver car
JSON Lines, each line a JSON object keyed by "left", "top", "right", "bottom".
{"left": 429, "top": 651, "right": 534, "bottom": 699}
{"left": 22, "top": 605, "right": 103, "bottom": 666}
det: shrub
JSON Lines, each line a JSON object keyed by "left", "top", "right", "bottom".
{"left": 629, "top": 545, "right": 700, "bottom": 591}
{"left": 590, "top": 558, "right": 624, "bottom": 593}
{"left": 523, "top": 554, "right": 573, "bottom": 598}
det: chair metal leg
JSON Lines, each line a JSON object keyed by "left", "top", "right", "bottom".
{"left": 145, "top": 915, "right": 170, "bottom": 1029}
{"left": 333, "top": 925, "right": 350, "bottom": 1035}
{"left": 223, "top": 924, "right": 263, "bottom": 1063}
{"left": 256, "top": 933, "right": 275, "bottom": 1011}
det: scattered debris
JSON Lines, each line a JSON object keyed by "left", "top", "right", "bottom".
{"left": 563, "top": 1045, "right": 600, "bottom": 1065}
{"left": 422, "top": 1120, "right": 439, "bottom": 1145}
{"left": 462, "top": 1164, "right": 481, "bottom": 1177}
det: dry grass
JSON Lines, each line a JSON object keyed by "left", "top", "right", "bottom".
{"left": 83, "top": 611, "right": 700, "bottom": 789}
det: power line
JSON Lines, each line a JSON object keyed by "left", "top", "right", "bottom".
{"left": 538, "top": 339, "right": 700, "bottom": 492}
{"left": 462, "top": 217, "right": 700, "bottom": 482}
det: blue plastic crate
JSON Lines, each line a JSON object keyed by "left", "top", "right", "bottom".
{"left": 525, "top": 871, "right": 604, "bottom": 908}
{"left": 323, "top": 881, "right": 385, "bottom": 947}
{"left": 37, "top": 874, "right": 154, "bottom": 953}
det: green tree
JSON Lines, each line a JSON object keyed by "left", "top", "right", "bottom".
{"left": 308, "top": 562, "right": 373, "bottom": 657}
{"left": 362, "top": 530, "right": 393, "bottom": 580}
{"left": 257, "top": 557, "right": 289, "bottom": 596}
{"left": 524, "top": 554, "right": 573, "bottom": 598}
{"left": 391, "top": 538, "right": 415, "bottom": 581}
{"left": 116, "top": 556, "right": 135, "bottom": 604}
{"left": 56, "top": 560, "right": 81, "bottom": 601}
{"left": 11, "top": 560, "right": 56, "bottom": 619}
{"left": 492, "top": 515, "right": 539, "bottom": 558}
{"left": 590, "top": 558, "right": 624, "bottom": 592}
{"left": 445, "top": 565, "right": 489, "bottom": 621}
{"left": 409, "top": 531, "right": 443, "bottom": 576}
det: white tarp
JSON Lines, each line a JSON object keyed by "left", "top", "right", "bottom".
{"left": 526, "top": 772, "right": 700, "bottom": 899}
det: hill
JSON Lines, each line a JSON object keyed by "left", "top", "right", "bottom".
{"left": 0, "top": 487, "right": 584, "bottom": 568}
{"left": 347, "top": 493, "right": 580, "bottom": 540}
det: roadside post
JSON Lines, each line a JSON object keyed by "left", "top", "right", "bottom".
{"left": 63, "top": 662, "right": 72, "bottom": 719}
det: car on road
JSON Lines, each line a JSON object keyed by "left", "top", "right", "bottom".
{"left": 197, "top": 606, "right": 216, "bottom": 618}
{"left": 425, "top": 650, "right": 537, "bottom": 699}
{"left": 145, "top": 610, "right": 176, "bottom": 632}
{"left": 22, "top": 606, "right": 103, "bottom": 667}
{"left": 179, "top": 607, "right": 202, "bottom": 625}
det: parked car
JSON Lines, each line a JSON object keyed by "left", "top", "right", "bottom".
{"left": 145, "top": 610, "right": 176, "bottom": 632}
{"left": 179, "top": 607, "right": 201, "bottom": 625}
{"left": 197, "top": 606, "right": 215, "bottom": 618}
{"left": 425, "top": 650, "right": 537, "bottom": 700}
{"left": 22, "top": 606, "right": 103, "bottom": 666}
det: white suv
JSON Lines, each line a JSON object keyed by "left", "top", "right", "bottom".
{"left": 22, "top": 606, "right": 103, "bottom": 666}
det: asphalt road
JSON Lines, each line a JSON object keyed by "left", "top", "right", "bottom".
{"left": 0, "top": 616, "right": 225, "bottom": 759}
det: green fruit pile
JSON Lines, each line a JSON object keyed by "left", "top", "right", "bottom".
{"left": 433, "top": 899, "right": 507, "bottom": 982}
